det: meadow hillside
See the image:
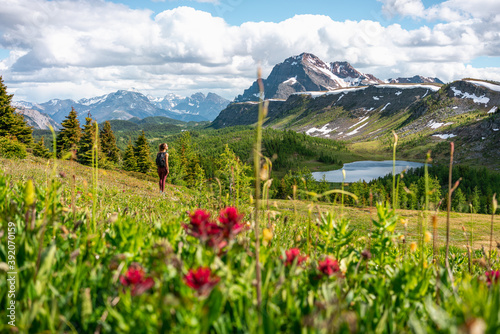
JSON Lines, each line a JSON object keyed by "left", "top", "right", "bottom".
{"left": 2, "top": 154, "right": 500, "bottom": 332}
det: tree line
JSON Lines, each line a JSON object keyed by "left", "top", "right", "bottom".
{"left": 345, "top": 164, "right": 500, "bottom": 214}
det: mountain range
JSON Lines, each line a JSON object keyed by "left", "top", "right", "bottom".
{"left": 13, "top": 90, "right": 230, "bottom": 129}
{"left": 234, "top": 53, "right": 442, "bottom": 102}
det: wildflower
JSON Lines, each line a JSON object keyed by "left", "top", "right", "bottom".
{"left": 318, "top": 257, "right": 340, "bottom": 277}
{"left": 184, "top": 267, "right": 220, "bottom": 295}
{"left": 424, "top": 231, "right": 432, "bottom": 243}
{"left": 120, "top": 263, "right": 155, "bottom": 296}
{"left": 410, "top": 242, "right": 417, "bottom": 252}
{"left": 184, "top": 209, "right": 221, "bottom": 242}
{"left": 184, "top": 207, "right": 245, "bottom": 253}
{"left": 284, "top": 248, "right": 308, "bottom": 266}
{"left": 485, "top": 270, "right": 500, "bottom": 286}
{"left": 262, "top": 228, "right": 273, "bottom": 246}
{"left": 400, "top": 219, "right": 408, "bottom": 226}
{"left": 218, "top": 207, "right": 244, "bottom": 238}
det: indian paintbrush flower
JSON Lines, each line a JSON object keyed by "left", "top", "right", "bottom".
{"left": 184, "top": 267, "right": 220, "bottom": 295}
{"left": 485, "top": 270, "right": 500, "bottom": 286}
{"left": 283, "top": 248, "right": 308, "bottom": 266}
{"left": 318, "top": 257, "right": 340, "bottom": 277}
{"left": 218, "top": 206, "right": 244, "bottom": 239}
{"left": 184, "top": 207, "right": 245, "bottom": 252}
{"left": 120, "top": 263, "right": 155, "bottom": 296}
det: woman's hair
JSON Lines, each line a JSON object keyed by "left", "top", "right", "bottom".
{"left": 159, "top": 143, "right": 167, "bottom": 152}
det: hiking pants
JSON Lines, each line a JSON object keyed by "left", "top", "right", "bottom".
{"left": 158, "top": 167, "right": 168, "bottom": 192}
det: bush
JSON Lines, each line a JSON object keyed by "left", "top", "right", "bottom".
{"left": 0, "top": 136, "right": 27, "bottom": 159}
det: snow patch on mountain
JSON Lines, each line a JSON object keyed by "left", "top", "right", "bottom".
{"left": 451, "top": 87, "right": 490, "bottom": 104}
{"left": 348, "top": 116, "right": 369, "bottom": 129}
{"left": 433, "top": 134, "right": 456, "bottom": 139}
{"left": 428, "top": 120, "right": 453, "bottom": 129}
{"left": 465, "top": 80, "right": 500, "bottom": 93}
{"left": 306, "top": 124, "right": 337, "bottom": 136}
{"left": 283, "top": 77, "right": 297, "bottom": 85}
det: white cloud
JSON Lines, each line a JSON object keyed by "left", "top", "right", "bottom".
{"left": 378, "top": 0, "right": 500, "bottom": 21}
{"left": 1, "top": 0, "right": 499, "bottom": 102}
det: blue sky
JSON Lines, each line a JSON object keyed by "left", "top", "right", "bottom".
{"left": 1, "top": 0, "right": 499, "bottom": 102}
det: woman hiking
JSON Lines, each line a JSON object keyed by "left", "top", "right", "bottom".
{"left": 156, "top": 143, "right": 169, "bottom": 192}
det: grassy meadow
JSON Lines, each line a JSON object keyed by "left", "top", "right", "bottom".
{"left": 1, "top": 138, "right": 500, "bottom": 332}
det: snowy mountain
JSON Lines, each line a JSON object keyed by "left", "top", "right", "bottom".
{"left": 235, "top": 53, "right": 348, "bottom": 102}
{"left": 14, "top": 90, "right": 229, "bottom": 124}
{"left": 388, "top": 75, "right": 444, "bottom": 84}
{"left": 214, "top": 77, "right": 500, "bottom": 166}
{"left": 234, "top": 53, "right": 443, "bottom": 102}
{"left": 172, "top": 92, "right": 230, "bottom": 121}
{"left": 330, "top": 61, "right": 383, "bottom": 86}
{"left": 148, "top": 93, "right": 184, "bottom": 111}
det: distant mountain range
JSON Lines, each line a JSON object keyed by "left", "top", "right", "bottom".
{"left": 234, "top": 53, "right": 442, "bottom": 102}
{"left": 12, "top": 52, "right": 445, "bottom": 130}
{"left": 13, "top": 90, "right": 230, "bottom": 128}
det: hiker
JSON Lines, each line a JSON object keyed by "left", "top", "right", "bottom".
{"left": 156, "top": 143, "right": 169, "bottom": 192}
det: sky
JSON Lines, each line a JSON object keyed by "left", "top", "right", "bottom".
{"left": 1, "top": 0, "right": 499, "bottom": 102}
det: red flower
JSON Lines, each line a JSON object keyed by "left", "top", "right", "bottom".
{"left": 184, "top": 267, "right": 220, "bottom": 295}
{"left": 284, "top": 248, "right": 308, "bottom": 266}
{"left": 120, "top": 263, "right": 155, "bottom": 296}
{"left": 486, "top": 270, "right": 500, "bottom": 286}
{"left": 218, "top": 207, "right": 244, "bottom": 239}
{"left": 318, "top": 257, "right": 340, "bottom": 277}
{"left": 184, "top": 208, "right": 245, "bottom": 253}
{"left": 184, "top": 210, "right": 222, "bottom": 242}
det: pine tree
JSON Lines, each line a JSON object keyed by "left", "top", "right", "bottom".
{"left": 33, "top": 136, "right": 51, "bottom": 159}
{"left": 56, "top": 107, "right": 81, "bottom": 157}
{"left": 100, "top": 121, "right": 120, "bottom": 164}
{"left": 123, "top": 139, "right": 137, "bottom": 171}
{"left": 452, "top": 187, "right": 466, "bottom": 213}
{"left": 471, "top": 186, "right": 481, "bottom": 213}
{"left": 78, "top": 114, "right": 106, "bottom": 166}
{"left": 134, "top": 130, "right": 153, "bottom": 174}
{"left": 0, "top": 76, "right": 33, "bottom": 145}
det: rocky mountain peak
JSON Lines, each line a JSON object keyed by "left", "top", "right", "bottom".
{"left": 330, "top": 61, "right": 383, "bottom": 86}
{"left": 235, "top": 52, "right": 347, "bottom": 102}
{"left": 389, "top": 75, "right": 444, "bottom": 84}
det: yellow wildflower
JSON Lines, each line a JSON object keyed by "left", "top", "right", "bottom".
{"left": 424, "top": 231, "right": 432, "bottom": 243}
{"left": 410, "top": 242, "right": 417, "bottom": 252}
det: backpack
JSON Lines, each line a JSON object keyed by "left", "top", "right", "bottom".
{"left": 156, "top": 152, "right": 166, "bottom": 168}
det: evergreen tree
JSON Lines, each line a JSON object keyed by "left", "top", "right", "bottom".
{"left": 134, "top": 131, "right": 153, "bottom": 174}
{"left": 408, "top": 183, "right": 419, "bottom": 210}
{"left": 452, "top": 187, "right": 466, "bottom": 213}
{"left": 78, "top": 114, "right": 106, "bottom": 166}
{"left": 100, "top": 121, "right": 120, "bottom": 164}
{"left": 0, "top": 76, "right": 33, "bottom": 145}
{"left": 123, "top": 139, "right": 137, "bottom": 171}
{"left": 166, "top": 147, "right": 187, "bottom": 186}
{"left": 56, "top": 107, "right": 81, "bottom": 157}
{"left": 33, "top": 136, "right": 51, "bottom": 159}
{"left": 176, "top": 131, "right": 200, "bottom": 187}
{"left": 471, "top": 186, "right": 481, "bottom": 213}
{"left": 417, "top": 176, "right": 442, "bottom": 209}
{"left": 215, "top": 144, "right": 252, "bottom": 203}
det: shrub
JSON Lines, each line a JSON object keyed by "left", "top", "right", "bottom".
{"left": 0, "top": 136, "right": 27, "bottom": 159}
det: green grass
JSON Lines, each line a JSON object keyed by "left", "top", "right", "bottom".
{"left": 2, "top": 154, "right": 500, "bottom": 333}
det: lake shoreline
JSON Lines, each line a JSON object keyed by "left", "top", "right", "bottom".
{"left": 312, "top": 160, "right": 426, "bottom": 183}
